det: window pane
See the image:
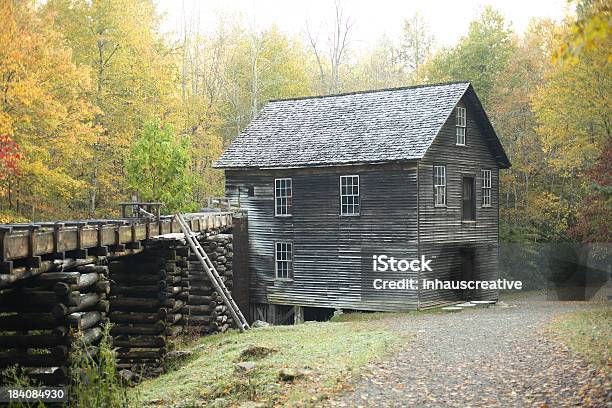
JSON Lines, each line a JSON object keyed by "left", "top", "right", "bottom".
{"left": 481, "top": 170, "right": 491, "bottom": 207}
{"left": 275, "top": 242, "right": 293, "bottom": 278}
{"left": 456, "top": 107, "right": 466, "bottom": 127}
{"left": 456, "top": 127, "right": 465, "bottom": 144}
{"left": 340, "top": 176, "right": 360, "bottom": 215}
{"left": 434, "top": 165, "right": 446, "bottom": 207}
{"left": 275, "top": 178, "right": 293, "bottom": 216}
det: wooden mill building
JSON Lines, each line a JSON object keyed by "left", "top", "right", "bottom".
{"left": 214, "top": 82, "right": 511, "bottom": 320}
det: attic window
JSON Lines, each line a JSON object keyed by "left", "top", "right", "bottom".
{"left": 482, "top": 169, "right": 492, "bottom": 207}
{"left": 456, "top": 106, "right": 466, "bottom": 146}
{"left": 274, "top": 178, "right": 292, "bottom": 216}
{"left": 340, "top": 175, "right": 360, "bottom": 216}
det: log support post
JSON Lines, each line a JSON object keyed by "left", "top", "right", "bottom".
{"left": 52, "top": 223, "right": 65, "bottom": 259}
{"left": 89, "top": 224, "right": 109, "bottom": 257}
{"left": 0, "top": 227, "right": 13, "bottom": 274}
{"left": 109, "top": 222, "right": 125, "bottom": 253}
{"left": 23, "top": 226, "right": 42, "bottom": 268}
{"left": 130, "top": 223, "right": 136, "bottom": 243}
{"left": 294, "top": 306, "right": 304, "bottom": 325}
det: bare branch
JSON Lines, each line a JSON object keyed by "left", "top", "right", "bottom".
{"left": 306, "top": 19, "right": 326, "bottom": 93}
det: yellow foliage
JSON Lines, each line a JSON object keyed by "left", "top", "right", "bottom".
{"left": 0, "top": 0, "right": 99, "bottom": 219}
{"left": 532, "top": 22, "right": 610, "bottom": 177}
{"left": 553, "top": 0, "right": 611, "bottom": 65}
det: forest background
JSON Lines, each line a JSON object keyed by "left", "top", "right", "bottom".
{"left": 0, "top": 0, "right": 609, "bottom": 251}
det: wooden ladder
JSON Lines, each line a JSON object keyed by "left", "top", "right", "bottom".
{"left": 174, "top": 213, "right": 250, "bottom": 332}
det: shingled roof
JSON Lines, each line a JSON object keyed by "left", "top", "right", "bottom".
{"left": 214, "top": 81, "right": 510, "bottom": 169}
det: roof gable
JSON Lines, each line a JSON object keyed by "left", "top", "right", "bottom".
{"left": 214, "top": 82, "right": 510, "bottom": 169}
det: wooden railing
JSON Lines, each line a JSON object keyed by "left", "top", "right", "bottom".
{"left": 207, "top": 197, "right": 238, "bottom": 210}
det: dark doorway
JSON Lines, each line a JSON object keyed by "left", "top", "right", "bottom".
{"left": 462, "top": 176, "right": 476, "bottom": 221}
{"left": 460, "top": 247, "right": 476, "bottom": 300}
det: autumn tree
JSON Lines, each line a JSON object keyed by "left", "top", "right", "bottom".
{"left": 531, "top": 1, "right": 611, "bottom": 242}
{"left": 43, "top": 0, "right": 180, "bottom": 216}
{"left": 0, "top": 0, "right": 98, "bottom": 221}
{"left": 0, "top": 134, "right": 22, "bottom": 219}
{"left": 570, "top": 146, "right": 611, "bottom": 242}
{"left": 554, "top": 0, "right": 611, "bottom": 64}
{"left": 398, "top": 12, "right": 434, "bottom": 80}
{"left": 176, "top": 17, "right": 314, "bottom": 203}
{"left": 219, "top": 25, "right": 314, "bottom": 137}
{"left": 343, "top": 37, "right": 406, "bottom": 92}
{"left": 487, "top": 20, "right": 558, "bottom": 237}
{"left": 423, "top": 6, "right": 515, "bottom": 107}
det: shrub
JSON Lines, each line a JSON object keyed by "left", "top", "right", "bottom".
{"left": 68, "top": 324, "right": 139, "bottom": 408}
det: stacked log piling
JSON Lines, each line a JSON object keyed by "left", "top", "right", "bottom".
{"left": 0, "top": 265, "right": 110, "bottom": 385}
{"left": 183, "top": 234, "right": 234, "bottom": 335}
{"left": 108, "top": 242, "right": 189, "bottom": 375}
{"left": 0, "top": 212, "right": 242, "bottom": 384}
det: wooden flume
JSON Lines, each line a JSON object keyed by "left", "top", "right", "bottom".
{"left": 0, "top": 212, "right": 241, "bottom": 385}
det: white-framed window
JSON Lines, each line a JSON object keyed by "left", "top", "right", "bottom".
{"left": 340, "top": 175, "right": 360, "bottom": 216}
{"left": 482, "top": 169, "right": 492, "bottom": 207}
{"left": 434, "top": 165, "right": 446, "bottom": 206}
{"left": 456, "top": 106, "right": 466, "bottom": 146}
{"left": 274, "top": 178, "right": 292, "bottom": 216}
{"left": 275, "top": 241, "right": 293, "bottom": 279}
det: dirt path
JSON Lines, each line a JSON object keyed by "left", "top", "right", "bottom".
{"left": 325, "top": 296, "right": 610, "bottom": 407}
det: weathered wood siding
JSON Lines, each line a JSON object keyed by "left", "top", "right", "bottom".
{"left": 225, "top": 96, "right": 503, "bottom": 312}
{"left": 225, "top": 164, "right": 420, "bottom": 312}
{"left": 417, "top": 96, "right": 500, "bottom": 307}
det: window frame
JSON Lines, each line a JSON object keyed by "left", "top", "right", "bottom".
{"left": 274, "top": 241, "right": 293, "bottom": 280}
{"left": 456, "top": 106, "right": 466, "bottom": 146}
{"left": 274, "top": 178, "right": 293, "bottom": 217}
{"left": 482, "top": 169, "right": 492, "bottom": 208}
{"left": 339, "top": 175, "right": 360, "bottom": 216}
{"left": 433, "top": 165, "right": 447, "bottom": 207}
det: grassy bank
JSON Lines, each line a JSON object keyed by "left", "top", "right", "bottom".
{"left": 134, "top": 317, "right": 408, "bottom": 407}
{"left": 549, "top": 306, "right": 611, "bottom": 372}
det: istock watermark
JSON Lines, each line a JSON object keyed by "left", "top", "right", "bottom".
{"left": 372, "top": 255, "right": 432, "bottom": 272}
{"left": 367, "top": 253, "right": 523, "bottom": 292}
{"left": 372, "top": 278, "right": 523, "bottom": 290}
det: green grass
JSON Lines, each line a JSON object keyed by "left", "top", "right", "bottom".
{"left": 330, "top": 308, "right": 442, "bottom": 323}
{"left": 329, "top": 311, "right": 408, "bottom": 322}
{"left": 133, "top": 318, "right": 408, "bottom": 407}
{"left": 549, "top": 307, "right": 611, "bottom": 372}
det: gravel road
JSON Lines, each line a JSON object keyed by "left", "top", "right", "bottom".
{"left": 325, "top": 295, "right": 610, "bottom": 407}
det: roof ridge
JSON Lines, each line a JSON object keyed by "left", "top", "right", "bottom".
{"left": 268, "top": 81, "right": 471, "bottom": 103}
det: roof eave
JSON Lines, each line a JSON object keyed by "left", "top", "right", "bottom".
{"left": 214, "top": 159, "right": 419, "bottom": 171}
